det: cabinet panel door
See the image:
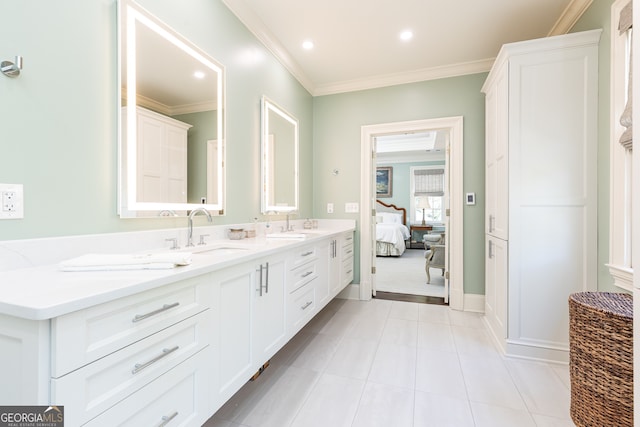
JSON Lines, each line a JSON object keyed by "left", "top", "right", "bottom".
{"left": 328, "top": 238, "right": 340, "bottom": 297}
{"left": 485, "top": 66, "right": 509, "bottom": 240}
{"left": 508, "top": 44, "right": 598, "bottom": 349}
{"left": 253, "top": 257, "right": 286, "bottom": 365}
{"left": 315, "top": 240, "right": 330, "bottom": 307}
{"left": 216, "top": 265, "right": 253, "bottom": 400}
{"left": 485, "top": 237, "right": 507, "bottom": 343}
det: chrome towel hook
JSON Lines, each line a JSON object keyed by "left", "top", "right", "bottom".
{"left": 1, "top": 55, "right": 23, "bottom": 77}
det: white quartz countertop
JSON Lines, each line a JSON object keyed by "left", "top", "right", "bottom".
{"left": 0, "top": 225, "right": 354, "bottom": 321}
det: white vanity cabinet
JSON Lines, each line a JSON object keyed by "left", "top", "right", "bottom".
{"left": 214, "top": 262, "right": 254, "bottom": 402}
{"left": 482, "top": 30, "right": 600, "bottom": 362}
{"left": 328, "top": 231, "right": 355, "bottom": 296}
{"left": 252, "top": 255, "right": 287, "bottom": 367}
{"left": 340, "top": 232, "right": 355, "bottom": 288}
{"left": 287, "top": 243, "right": 322, "bottom": 335}
{"left": 0, "top": 223, "right": 357, "bottom": 426}
{"left": 213, "top": 252, "right": 287, "bottom": 405}
{"left": 51, "top": 275, "right": 214, "bottom": 426}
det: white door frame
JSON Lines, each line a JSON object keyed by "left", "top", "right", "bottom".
{"left": 359, "top": 117, "right": 464, "bottom": 311}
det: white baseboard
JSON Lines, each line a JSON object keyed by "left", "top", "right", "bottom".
{"left": 337, "top": 283, "right": 361, "bottom": 300}
{"left": 463, "top": 293, "right": 485, "bottom": 312}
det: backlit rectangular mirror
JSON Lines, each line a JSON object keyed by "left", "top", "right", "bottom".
{"left": 261, "top": 96, "right": 298, "bottom": 214}
{"left": 118, "top": 0, "right": 226, "bottom": 217}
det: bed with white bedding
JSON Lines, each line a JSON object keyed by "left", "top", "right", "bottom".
{"left": 375, "top": 200, "right": 410, "bottom": 256}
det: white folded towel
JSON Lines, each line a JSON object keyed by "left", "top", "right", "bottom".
{"left": 59, "top": 252, "right": 192, "bottom": 272}
{"left": 266, "top": 233, "right": 307, "bottom": 240}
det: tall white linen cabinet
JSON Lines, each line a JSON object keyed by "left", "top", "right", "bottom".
{"left": 482, "top": 29, "right": 601, "bottom": 362}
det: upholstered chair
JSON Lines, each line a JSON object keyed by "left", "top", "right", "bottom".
{"left": 423, "top": 234, "right": 445, "bottom": 284}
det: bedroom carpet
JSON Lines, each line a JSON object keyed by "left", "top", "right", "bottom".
{"left": 375, "top": 248, "right": 446, "bottom": 298}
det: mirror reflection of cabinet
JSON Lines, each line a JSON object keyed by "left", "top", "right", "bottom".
{"left": 261, "top": 96, "right": 298, "bottom": 214}
{"left": 126, "top": 106, "right": 191, "bottom": 203}
{"left": 118, "top": 0, "right": 226, "bottom": 217}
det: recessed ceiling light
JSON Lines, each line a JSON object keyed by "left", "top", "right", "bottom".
{"left": 400, "top": 30, "right": 413, "bottom": 41}
{"left": 302, "top": 40, "right": 314, "bottom": 50}
{"left": 193, "top": 71, "right": 205, "bottom": 79}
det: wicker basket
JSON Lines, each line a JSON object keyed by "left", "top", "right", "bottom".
{"left": 569, "top": 292, "right": 633, "bottom": 427}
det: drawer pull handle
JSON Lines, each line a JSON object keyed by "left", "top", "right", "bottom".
{"left": 159, "top": 411, "right": 179, "bottom": 427}
{"left": 301, "top": 271, "right": 313, "bottom": 278}
{"left": 346, "top": 249, "right": 353, "bottom": 255}
{"left": 132, "top": 346, "right": 179, "bottom": 374}
{"left": 302, "top": 251, "right": 314, "bottom": 257}
{"left": 132, "top": 302, "right": 180, "bottom": 323}
{"left": 301, "top": 301, "right": 313, "bottom": 310}
{"left": 346, "top": 269, "right": 353, "bottom": 274}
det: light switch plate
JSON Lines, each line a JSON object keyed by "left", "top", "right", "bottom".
{"left": 0, "top": 183, "right": 24, "bottom": 219}
{"left": 345, "top": 202, "right": 359, "bottom": 213}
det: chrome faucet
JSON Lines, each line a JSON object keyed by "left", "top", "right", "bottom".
{"left": 187, "top": 208, "right": 213, "bottom": 247}
{"left": 285, "top": 212, "right": 296, "bottom": 232}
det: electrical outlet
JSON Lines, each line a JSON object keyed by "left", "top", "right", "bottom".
{"left": 327, "top": 203, "right": 334, "bottom": 214}
{"left": 0, "top": 183, "right": 24, "bottom": 219}
{"left": 3, "top": 192, "right": 16, "bottom": 211}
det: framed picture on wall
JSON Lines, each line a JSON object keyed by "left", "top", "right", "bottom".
{"left": 376, "top": 167, "right": 393, "bottom": 197}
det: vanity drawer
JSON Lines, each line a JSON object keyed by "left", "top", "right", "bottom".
{"left": 342, "top": 256, "right": 354, "bottom": 286}
{"left": 342, "top": 235, "right": 354, "bottom": 257}
{"left": 287, "top": 280, "right": 316, "bottom": 334}
{"left": 52, "top": 309, "right": 211, "bottom": 427}
{"left": 288, "top": 260, "right": 318, "bottom": 293}
{"left": 84, "top": 346, "right": 211, "bottom": 427}
{"left": 288, "top": 245, "right": 317, "bottom": 270}
{"left": 52, "top": 275, "right": 212, "bottom": 377}
{"left": 342, "top": 242, "right": 354, "bottom": 259}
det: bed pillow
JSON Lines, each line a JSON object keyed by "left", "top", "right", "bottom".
{"left": 378, "top": 212, "right": 402, "bottom": 224}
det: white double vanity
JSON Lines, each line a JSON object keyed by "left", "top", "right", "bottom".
{"left": 0, "top": 220, "right": 355, "bottom": 426}
{"left": 0, "top": 0, "right": 353, "bottom": 424}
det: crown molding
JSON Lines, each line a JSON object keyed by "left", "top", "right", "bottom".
{"left": 223, "top": 0, "right": 592, "bottom": 97}
{"left": 222, "top": 0, "right": 316, "bottom": 94}
{"left": 312, "top": 58, "right": 495, "bottom": 96}
{"left": 548, "top": 0, "right": 594, "bottom": 36}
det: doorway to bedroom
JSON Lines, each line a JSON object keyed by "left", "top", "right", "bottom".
{"left": 358, "top": 116, "right": 464, "bottom": 310}
{"left": 374, "top": 132, "right": 449, "bottom": 302}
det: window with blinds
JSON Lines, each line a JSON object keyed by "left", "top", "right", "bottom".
{"left": 414, "top": 168, "right": 444, "bottom": 197}
{"left": 411, "top": 167, "right": 445, "bottom": 223}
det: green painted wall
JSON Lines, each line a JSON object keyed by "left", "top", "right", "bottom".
{"left": 571, "top": 1, "right": 615, "bottom": 292}
{"left": 0, "top": 0, "right": 615, "bottom": 297}
{"left": 0, "top": 0, "right": 312, "bottom": 240}
{"left": 173, "top": 110, "right": 216, "bottom": 204}
{"left": 313, "top": 75, "right": 487, "bottom": 294}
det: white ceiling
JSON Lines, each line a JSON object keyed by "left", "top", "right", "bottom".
{"left": 222, "top": 0, "right": 592, "bottom": 96}
{"left": 376, "top": 131, "right": 447, "bottom": 163}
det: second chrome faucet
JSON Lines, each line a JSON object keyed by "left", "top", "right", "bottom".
{"left": 187, "top": 208, "right": 213, "bottom": 247}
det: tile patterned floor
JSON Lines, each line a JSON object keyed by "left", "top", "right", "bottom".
{"left": 204, "top": 298, "right": 575, "bottom": 427}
